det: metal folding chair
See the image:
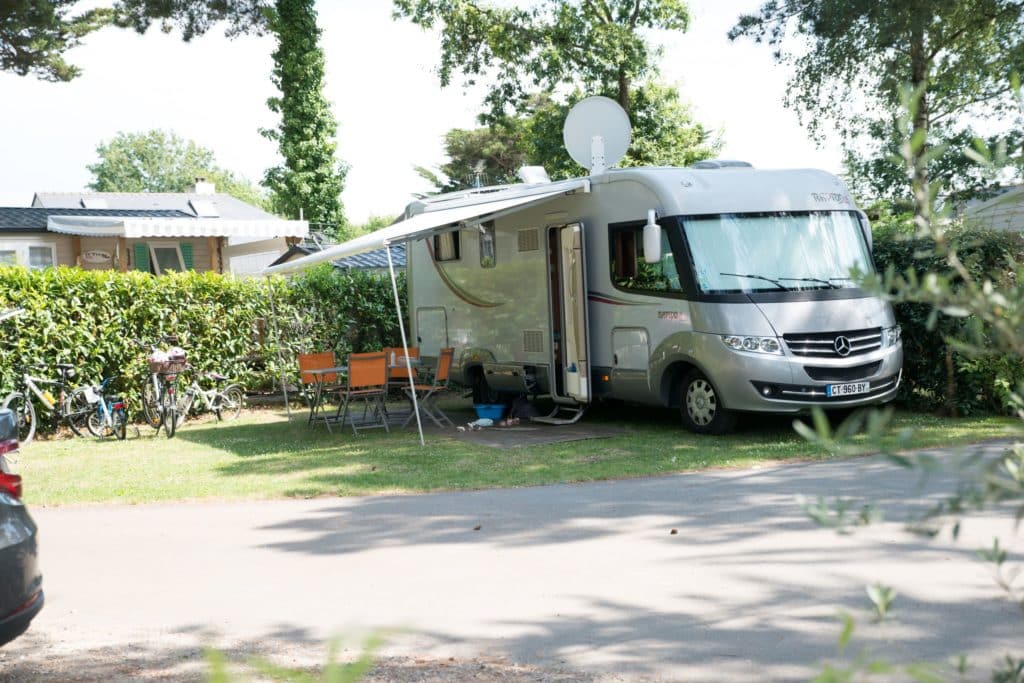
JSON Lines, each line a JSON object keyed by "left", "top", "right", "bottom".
{"left": 335, "top": 351, "right": 390, "bottom": 434}
{"left": 403, "top": 347, "right": 455, "bottom": 428}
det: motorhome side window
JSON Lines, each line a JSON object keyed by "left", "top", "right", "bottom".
{"left": 433, "top": 230, "right": 461, "bottom": 262}
{"left": 610, "top": 224, "right": 682, "bottom": 293}
{"left": 479, "top": 222, "right": 496, "bottom": 268}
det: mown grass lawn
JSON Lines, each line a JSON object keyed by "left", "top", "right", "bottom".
{"left": 14, "top": 399, "right": 1019, "bottom": 506}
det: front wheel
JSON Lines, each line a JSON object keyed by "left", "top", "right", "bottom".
{"left": 87, "top": 409, "right": 114, "bottom": 438}
{"left": 2, "top": 392, "right": 36, "bottom": 446}
{"left": 218, "top": 386, "right": 244, "bottom": 421}
{"left": 161, "top": 386, "right": 177, "bottom": 438}
{"left": 679, "top": 369, "right": 736, "bottom": 435}
{"left": 142, "top": 380, "right": 162, "bottom": 430}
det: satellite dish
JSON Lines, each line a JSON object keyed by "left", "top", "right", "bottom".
{"left": 563, "top": 96, "right": 632, "bottom": 174}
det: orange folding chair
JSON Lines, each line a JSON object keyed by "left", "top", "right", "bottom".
{"left": 298, "top": 351, "right": 340, "bottom": 425}
{"left": 335, "top": 351, "right": 390, "bottom": 434}
{"left": 403, "top": 347, "right": 455, "bottom": 428}
{"left": 384, "top": 346, "right": 420, "bottom": 397}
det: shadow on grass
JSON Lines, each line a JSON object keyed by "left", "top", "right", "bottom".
{"left": 168, "top": 398, "right": 827, "bottom": 498}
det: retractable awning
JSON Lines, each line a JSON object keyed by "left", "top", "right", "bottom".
{"left": 260, "top": 179, "right": 589, "bottom": 276}
{"left": 47, "top": 215, "right": 309, "bottom": 239}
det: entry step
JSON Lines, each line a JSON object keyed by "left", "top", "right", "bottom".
{"left": 532, "top": 403, "right": 586, "bottom": 425}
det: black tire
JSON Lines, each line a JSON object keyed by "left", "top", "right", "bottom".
{"left": 219, "top": 385, "right": 244, "bottom": 421}
{"left": 64, "top": 388, "right": 92, "bottom": 437}
{"left": 114, "top": 406, "right": 127, "bottom": 441}
{"left": 2, "top": 392, "right": 36, "bottom": 446}
{"left": 161, "top": 386, "right": 177, "bottom": 438}
{"left": 87, "top": 410, "right": 113, "bottom": 438}
{"left": 679, "top": 369, "right": 736, "bottom": 435}
{"left": 141, "top": 379, "right": 161, "bottom": 430}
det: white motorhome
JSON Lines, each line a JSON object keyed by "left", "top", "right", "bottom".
{"left": 265, "top": 97, "right": 902, "bottom": 434}
{"left": 403, "top": 163, "right": 902, "bottom": 433}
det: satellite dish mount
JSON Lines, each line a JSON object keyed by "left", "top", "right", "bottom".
{"left": 563, "top": 96, "right": 631, "bottom": 175}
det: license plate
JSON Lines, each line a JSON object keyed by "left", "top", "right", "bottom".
{"left": 826, "top": 382, "right": 870, "bottom": 397}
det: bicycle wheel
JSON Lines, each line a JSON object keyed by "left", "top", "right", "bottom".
{"left": 161, "top": 386, "right": 177, "bottom": 438}
{"left": 1, "top": 392, "right": 36, "bottom": 446}
{"left": 218, "top": 385, "right": 244, "bottom": 421}
{"left": 114, "top": 406, "right": 128, "bottom": 441}
{"left": 87, "top": 409, "right": 114, "bottom": 438}
{"left": 65, "top": 388, "right": 92, "bottom": 437}
{"left": 141, "top": 378, "right": 162, "bottom": 430}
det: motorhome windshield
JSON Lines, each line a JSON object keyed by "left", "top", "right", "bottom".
{"left": 681, "top": 211, "right": 871, "bottom": 294}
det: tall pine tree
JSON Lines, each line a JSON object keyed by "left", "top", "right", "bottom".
{"left": 261, "top": 0, "right": 347, "bottom": 236}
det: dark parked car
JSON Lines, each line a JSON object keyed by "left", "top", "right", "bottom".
{"left": 0, "top": 407, "right": 43, "bottom": 646}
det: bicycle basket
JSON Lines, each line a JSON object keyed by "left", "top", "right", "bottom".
{"left": 162, "top": 359, "right": 188, "bottom": 373}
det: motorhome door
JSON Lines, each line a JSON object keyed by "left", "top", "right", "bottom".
{"left": 548, "top": 223, "right": 590, "bottom": 403}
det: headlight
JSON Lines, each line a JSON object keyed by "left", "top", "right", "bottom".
{"left": 882, "top": 325, "right": 902, "bottom": 347}
{"left": 722, "top": 335, "right": 783, "bottom": 355}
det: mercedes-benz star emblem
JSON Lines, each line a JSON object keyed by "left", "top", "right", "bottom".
{"left": 834, "top": 335, "right": 852, "bottom": 357}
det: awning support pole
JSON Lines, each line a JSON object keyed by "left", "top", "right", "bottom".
{"left": 265, "top": 275, "right": 291, "bottom": 421}
{"left": 386, "top": 241, "right": 424, "bottom": 446}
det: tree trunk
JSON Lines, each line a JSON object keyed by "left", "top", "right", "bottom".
{"left": 617, "top": 71, "right": 631, "bottom": 117}
{"left": 909, "top": 28, "right": 931, "bottom": 230}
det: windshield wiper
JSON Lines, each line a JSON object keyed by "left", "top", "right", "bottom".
{"left": 777, "top": 276, "right": 842, "bottom": 289}
{"left": 719, "top": 272, "right": 790, "bottom": 291}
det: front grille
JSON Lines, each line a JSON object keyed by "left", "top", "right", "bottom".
{"left": 803, "top": 361, "right": 882, "bottom": 382}
{"left": 784, "top": 327, "right": 882, "bottom": 358}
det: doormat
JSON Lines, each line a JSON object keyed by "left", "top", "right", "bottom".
{"left": 452, "top": 420, "right": 625, "bottom": 449}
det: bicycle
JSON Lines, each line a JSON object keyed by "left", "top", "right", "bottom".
{"left": 83, "top": 376, "right": 128, "bottom": 440}
{"left": 1, "top": 363, "right": 91, "bottom": 446}
{"left": 137, "top": 338, "right": 186, "bottom": 437}
{"left": 174, "top": 368, "right": 244, "bottom": 427}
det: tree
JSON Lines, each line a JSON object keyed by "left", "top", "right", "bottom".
{"left": 111, "top": 0, "right": 271, "bottom": 41}
{"left": 393, "top": 0, "right": 691, "bottom": 120}
{"left": 260, "top": 0, "right": 347, "bottom": 238}
{"left": 419, "top": 84, "right": 721, "bottom": 192}
{"left": 87, "top": 130, "right": 268, "bottom": 208}
{"left": 1, "top": 1, "right": 272, "bottom": 82}
{"left": 0, "top": 1, "right": 113, "bottom": 81}
{"left": 729, "top": 1, "right": 1024, "bottom": 221}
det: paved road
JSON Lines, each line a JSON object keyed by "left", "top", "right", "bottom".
{"left": 3, "top": 442, "right": 1021, "bottom": 682}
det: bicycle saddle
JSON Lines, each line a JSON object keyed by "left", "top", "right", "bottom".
{"left": 204, "top": 372, "right": 229, "bottom": 381}
{"left": 56, "top": 363, "right": 74, "bottom": 371}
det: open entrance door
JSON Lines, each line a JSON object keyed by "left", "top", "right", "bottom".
{"left": 538, "top": 223, "right": 590, "bottom": 424}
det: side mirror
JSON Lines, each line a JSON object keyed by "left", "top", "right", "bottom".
{"left": 642, "top": 210, "right": 661, "bottom": 264}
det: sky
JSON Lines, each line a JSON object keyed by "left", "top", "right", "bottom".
{"left": 0, "top": 1, "right": 842, "bottom": 224}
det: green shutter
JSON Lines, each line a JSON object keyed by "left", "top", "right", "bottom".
{"left": 134, "top": 244, "right": 150, "bottom": 272}
{"left": 181, "top": 243, "right": 194, "bottom": 270}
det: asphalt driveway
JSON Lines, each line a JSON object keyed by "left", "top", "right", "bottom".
{"left": 2, "top": 441, "right": 1021, "bottom": 682}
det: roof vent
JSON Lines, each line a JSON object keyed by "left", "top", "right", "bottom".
{"left": 192, "top": 177, "right": 216, "bottom": 195}
{"left": 690, "top": 160, "right": 754, "bottom": 169}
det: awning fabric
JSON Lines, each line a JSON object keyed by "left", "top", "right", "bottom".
{"left": 47, "top": 216, "right": 308, "bottom": 239}
{"left": 260, "top": 179, "right": 590, "bottom": 276}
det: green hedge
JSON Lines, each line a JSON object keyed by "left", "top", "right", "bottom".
{"left": 0, "top": 265, "right": 406, "bottom": 428}
{"left": 872, "top": 218, "right": 1024, "bottom": 415}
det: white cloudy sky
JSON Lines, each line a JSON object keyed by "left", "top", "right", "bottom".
{"left": 0, "top": 1, "right": 841, "bottom": 223}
